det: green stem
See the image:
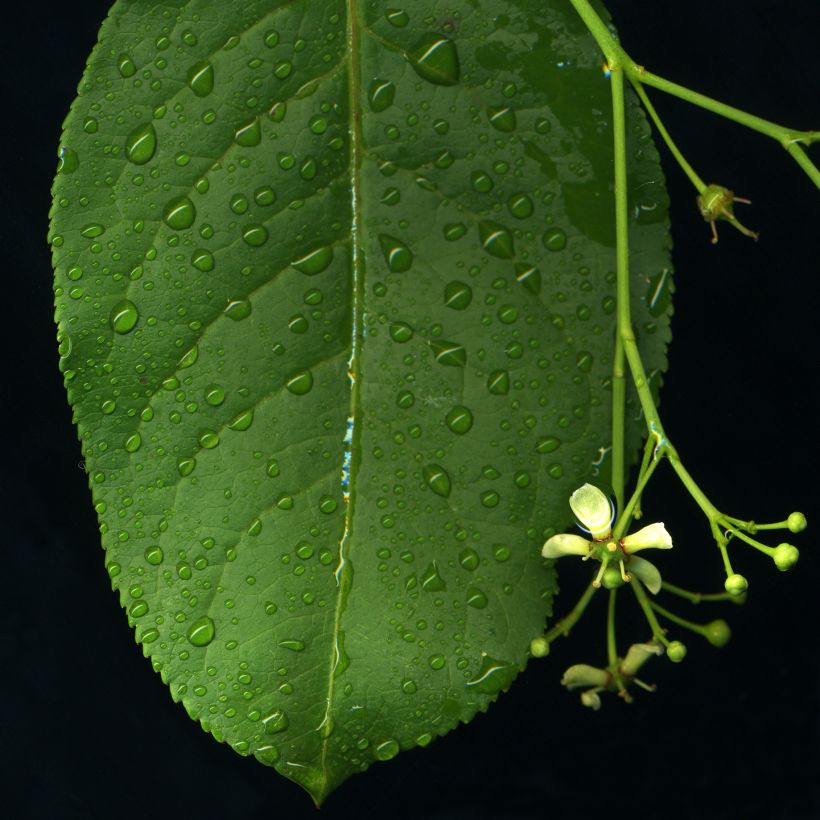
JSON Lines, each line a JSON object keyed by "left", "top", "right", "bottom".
{"left": 607, "top": 589, "right": 618, "bottom": 665}
{"left": 630, "top": 79, "right": 705, "bottom": 192}
{"left": 631, "top": 577, "right": 669, "bottom": 646}
{"left": 568, "top": 0, "right": 820, "bottom": 187}
{"left": 649, "top": 600, "right": 706, "bottom": 636}
{"left": 726, "top": 527, "right": 775, "bottom": 557}
{"left": 611, "top": 330, "right": 626, "bottom": 510}
{"left": 544, "top": 582, "right": 598, "bottom": 643}
{"left": 661, "top": 581, "right": 738, "bottom": 604}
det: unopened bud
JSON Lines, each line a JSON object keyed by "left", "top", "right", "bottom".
{"left": 530, "top": 637, "right": 550, "bottom": 658}
{"left": 773, "top": 543, "right": 799, "bottom": 572}
{"left": 704, "top": 619, "right": 732, "bottom": 648}
{"left": 667, "top": 641, "right": 687, "bottom": 663}
{"left": 724, "top": 574, "right": 748, "bottom": 596}
{"left": 787, "top": 512, "right": 807, "bottom": 534}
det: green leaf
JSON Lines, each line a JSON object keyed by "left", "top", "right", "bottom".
{"left": 50, "top": 0, "right": 672, "bottom": 803}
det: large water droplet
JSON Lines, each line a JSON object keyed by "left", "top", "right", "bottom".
{"left": 242, "top": 224, "right": 268, "bottom": 246}
{"left": 162, "top": 196, "right": 196, "bottom": 230}
{"left": 645, "top": 269, "right": 672, "bottom": 317}
{"left": 444, "top": 280, "right": 472, "bottom": 310}
{"left": 378, "top": 235, "right": 413, "bottom": 272}
{"left": 407, "top": 33, "right": 460, "bottom": 85}
{"left": 375, "top": 739, "right": 401, "bottom": 761}
{"left": 109, "top": 299, "right": 139, "bottom": 334}
{"left": 224, "top": 299, "right": 252, "bottom": 321}
{"left": 187, "top": 60, "right": 214, "bottom": 97}
{"left": 186, "top": 616, "right": 215, "bottom": 647}
{"left": 191, "top": 249, "right": 215, "bottom": 272}
{"left": 446, "top": 405, "right": 474, "bottom": 434}
{"left": 466, "top": 587, "right": 488, "bottom": 609}
{"left": 234, "top": 117, "right": 261, "bottom": 146}
{"left": 125, "top": 122, "right": 157, "bottom": 165}
{"left": 292, "top": 246, "right": 333, "bottom": 275}
{"left": 465, "top": 655, "right": 518, "bottom": 694}
{"left": 430, "top": 340, "right": 466, "bottom": 367}
{"left": 543, "top": 227, "right": 567, "bottom": 251}
{"left": 423, "top": 465, "right": 451, "bottom": 498}
{"left": 487, "top": 105, "right": 516, "bottom": 132}
{"left": 479, "top": 220, "right": 515, "bottom": 259}
{"left": 286, "top": 370, "right": 314, "bottom": 395}
{"left": 262, "top": 708, "right": 289, "bottom": 734}
{"left": 487, "top": 370, "right": 510, "bottom": 395}
{"left": 118, "top": 53, "right": 136, "bottom": 77}
{"left": 515, "top": 262, "right": 541, "bottom": 294}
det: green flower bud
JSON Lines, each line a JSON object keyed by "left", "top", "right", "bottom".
{"left": 724, "top": 574, "right": 748, "bottom": 596}
{"left": 667, "top": 640, "right": 687, "bottom": 663}
{"left": 602, "top": 564, "right": 625, "bottom": 589}
{"left": 704, "top": 619, "right": 732, "bottom": 648}
{"left": 787, "top": 512, "right": 807, "bottom": 534}
{"left": 530, "top": 637, "right": 550, "bottom": 658}
{"left": 773, "top": 543, "right": 799, "bottom": 572}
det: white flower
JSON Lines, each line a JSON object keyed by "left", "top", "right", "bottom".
{"left": 541, "top": 485, "right": 673, "bottom": 594}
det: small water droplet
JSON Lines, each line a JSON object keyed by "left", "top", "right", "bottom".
{"left": 109, "top": 299, "right": 139, "bottom": 334}
{"left": 536, "top": 436, "right": 561, "bottom": 454}
{"left": 118, "top": 53, "right": 136, "bottom": 77}
{"left": 286, "top": 370, "right": 313, "bottom": 395}
{"left": 508, "top": 192, "right": 533, "bottom": 219}
{"left": 125, "top": 122, "right": 158, "bottom": 167}
{"left": 487, "top": 105, "right": 516, "bottom": 132}
{"left": 262, "top": 708, "right": 289, "bottom": 734}
{"left": 430, "top": 340, "right": 466, "bottom": 367}
{"left": 228, "top": 409, "right": 254, "bottom": 431}
{"left": 422, "top": 465, "right": 451, "bottom": 498}
{"left": 543, "top": 227, "right": 567, "bottom": 251}
{"left": 187, "top": 616, "right": 215, "bottom": 647}
{"left": 459, "top": 548, "right": 479, "bottom": 571}
{"left": 386, "top": 8, "right": 409, "bottom": 27}
{"left": 445, "top": 405, "right": 473, "bottom": 434}
{"left": 487, "top": 370, "right": 509, "bottom": 395}
{"left": 420, "top": 560, "right": 447, "bottom": 590}
{"left": 144, "top": 545, "right": 163, "bottom": 565}
{"left": 408, "top": 33, "right": 460, "bottom": 85}
{"left": 191, "top": 249, "right": 215, "bottom": 272}
{"left": 374, "top": 739, "right": 401, "bottom": 761}
{"left": 224, "top": 299, "right": 252, "bottom": 321}
{"left": 187, "top": 60, "right": 214, "bottom": 97}
{"left": 124, "top": 432, "right": 142, "bottom": 453}
{"left": 466, "top": 587, "right": 488, "bottom": 609}
{"left": 205, "top": 385, "right": 225, "bottom": 406}
{"left": 465, "top": 655, "right": 518, "bottom": 694}
{"left": 428, "top": 654, "right": 446, "bottom": 670}
{"left": 278, "top": 639, "right": 305, "bottom": 652}
{"left": 379, "top": 235, "right": 413, "bottom": 273}
{"left": 368, "top": 79, "right": 396, "bottom": 112}
{"left": 242, "top": 224, "right": 268, "bottom": 246}
{"left": 515, "top": 262, "right": 541, "bottom": 294}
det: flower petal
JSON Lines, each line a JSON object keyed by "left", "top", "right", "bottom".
{"left": 622, "top": 522, "right": 672, "bottom": 553}
{"left": 542, "top": 533, "right": 592, "bottom": 559}
{"left": 627, "top": 555, "right": 662, "bottom": 594}
{"left": 569, "top": 483, "right": 613, "bottom": 539}
{"left": 620, "top": 641, "right": 664, "bottom": 677}
{"left": 580, "top": 690, "right": 602, "bottom": 710}
{"left": 561, "top": 663, "right": 611, "bottom": 690}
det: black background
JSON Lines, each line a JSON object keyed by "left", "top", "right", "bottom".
{"left": 2, "top": 2, "right": 818, "bottom": 818}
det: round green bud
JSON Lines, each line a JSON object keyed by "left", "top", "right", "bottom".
{"left": 787, "top": 512, "right": 807, "bottom": 534}
{"left": 601, "top": 564, "right": 625, "bottom": 590}
{"left": 724, "top": 574, "right": 748, "bottom": 596}
{"left": 704, "top": 619, "right": 732, "bottom": 648}
{"left": 773, "top": 543, "right": 799, "bottom": 572}
{"left": 530, "top": 637, "right": 550, "bottom": 658}
{"left": 667, "top": 641, "right": 687, "bottom": 663}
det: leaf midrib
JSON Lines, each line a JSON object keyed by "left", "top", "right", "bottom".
{"left": 317, "top": 0, "right": 364, "bottom": 788}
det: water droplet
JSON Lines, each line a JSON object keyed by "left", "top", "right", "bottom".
{"left": 262, "top": 708, "right": 289, "bottom": 734}
{"left": 319, "top": 495, "right": 338, "bottom": 514}
{"left": 396, "top": 390, "right": 415, "bottom": 409}
{"left": 187, "top": 60, "right": 214, "bottom": 97}
{"left": 401, "top": 678, "right": 417, "bottom": 694}
{"left": 389, "top": 322, "right": 413, "bottom": 343}
{"left": 543, "top": 227, "right": 567, "bottom": 251}
{"left": 199, "top": 430, "right": 219, "bottom": 449}
{"left": 129, "top": 601, "right": 149, "bottom": 618}
{"left": 254, "top": 186, "right": 276, "bottom": 206}
{"left": 480, "top": 490, "right": 500, "bottom": 508}
{"left": 479, "top": 220, "right": 515, "bottom": 259}
{"left": 492, "top": 544, "right": 511, "bottom": 562}
{"left": 487, "top": 105, "right": 516, "bottom": 132}
{"left": 224, "top": 299, "right": 252, "bottom": 321}
{"left": 443, "top": 222, "right": 467, "bottom": 241}
{"left": 408, "top": 33, "right": 459, "bottom": 85}
{"left": 445, "top": 405, "right": 473, "bottom": 434}
{"left": 459, "top": 548, "right": 479, "bottom": 571}
{"left": 422, "top": 465, "right": 451, "bottom": 498}
{"left": 386, "top": 8, "right": 409, "bottom": 27}
{"left": 178, "top": 346, "right": 198, "bottom": 369}
{"left": 242, "top": 224, "right": 268, "bottom": 246}
{"left": 515, "top": 262, "right": 541, "bottom": 294}
{"left": 57, "top": 146, "right": 79, "bottom": 174}
{"left": 466, "top": 587, "right": 488, "bottom": 609}
{"left": 471, "top": 170, "right": 494, "bottom": 193}
{"left": 118, "top": 53, "right": 136, "bottom": 77}
{"left": 645, "top": 269, "right": 672, "bottom": 317}
{"left": 536, "top": 436, "right": 560, "bottom": 454}
{"left": 191, "top": 249, "right": 215, "bottom": 272}
{"left": 514, "top": 470, "right": 531, "bottom": 488}
{"left": 124, "top": 122, "right": 157, "bottom": 166}
{"left": 508, "top": 192, "right": 533, "bottom": 219}
{"left": 187, "top": 616, "right": 215, "bottom": 647}
{"left": 228, "top": 409, "right": 254, "bottom": 431}
{"left": 264, "top": 29, "right": 280, "bottom": 48}
{"left": 162, "top": 196, "right": 196, "bottom": 230}
{"left": 466, "top": 655, "right": 518, "bottom": 694}
{"left": 144, "top": 545, "right": 163, "bottom": 565}
{"left": 109, "top": 299, "right": 139, "bottom": 334}
{"left": 379, "top": 235, "right": 413, "bottom": 273}
{"left": 375, "top": 739, "right": 401, "bottom": 761}
{"left": 234, "top": 117, "right": 261, "bottom": 146}
{"left": 428, "top": 654, "right": 446, "bottom": 670}
{"left": 205, "top": 385, "right": 225, "bottom": 406}
{"left": 124, "top": 432, "right": 142, "bottom": 453}
{"left": 247, "top": 518, "right": 263, "bottom": 536}
{"left": 420, "top": 560, "right": 447, "bottom": 591}
{"left": 497, "top": 305, "right": 518, "bottom": 324}
{"left": 278, "top": 639, "right": 305, "bottom": 652}
{"left": 273, "top": 61, "right": 292, "bottom": 79}
{"left": 430, "top": 340, "right": 466, "bottom": 367}
{"left": 368, "top": 80, "right": 395, "bottom": 112}
{"left": 487, "top": 370, "right": 509, "bottom": 395}
{"left": 576, "top": 351, "right": 593, "bottom": 373}
{"left": 286, "top": 370, "right": 313, "bottom": 395}
{"left": 292, "top": 246, "right": 333, "bottom": 275}
{"left": 177, "top": 457, "right": 196, "bottom": 477}
{"left": 444, "top": 280, "right": 472, "bottom": 310}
